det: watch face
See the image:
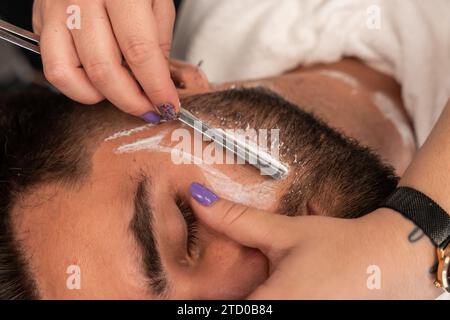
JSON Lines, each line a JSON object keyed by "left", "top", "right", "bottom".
{"left": 446, "top": 268, "right": 450, "bottom": 289}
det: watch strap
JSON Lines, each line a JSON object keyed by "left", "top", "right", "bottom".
{"left": 382, "top": 187, "right": 450, "bottom": 248}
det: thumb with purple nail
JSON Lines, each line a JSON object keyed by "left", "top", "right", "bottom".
{"left": 189, "top": 182, "right": 309, "bottom": 299}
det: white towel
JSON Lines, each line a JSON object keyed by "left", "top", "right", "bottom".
{"left": 173, "top": 0, "right": 450, "bottom": 146}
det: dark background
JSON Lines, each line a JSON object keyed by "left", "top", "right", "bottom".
{"left": 0, "top": 0, "right": 184, "bottom": 28}
{"left": 0, "top": 0, "right": 40, "bottom": 69}
{"left": 0, "top": 0, "right": 183, "bottom": 90}
{"left": 0, "top": 0, "right": 35, "bottom": 30}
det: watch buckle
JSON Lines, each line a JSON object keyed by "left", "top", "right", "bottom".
{"left": 435, "top": 245, "right": 450, "bottom": 292}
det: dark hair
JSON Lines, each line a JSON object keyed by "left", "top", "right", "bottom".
{"left": 0, "top": 87, "right": 398, "bottom": 299}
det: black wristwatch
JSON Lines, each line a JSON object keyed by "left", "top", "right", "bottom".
{"left": 382, "top": 187, "right": 450, "bottom": 293}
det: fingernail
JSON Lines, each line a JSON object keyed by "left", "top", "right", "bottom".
{"left": 157, "top": 103, "right": 178, "bottom": 121}
{"left": 142, "top": 111, "right": 161, "bottom": 124}
{"left": 190, "top": 182, "right": 219, "bottom": 206}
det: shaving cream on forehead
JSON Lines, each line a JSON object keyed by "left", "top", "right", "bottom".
{"left": 114, "top": 132, "right": 279, "bottom": 209}
{"left": 104, "top": 124, "right": 155, "bottom": 142}
{"left": 114, "top": 132, "right": 168, "bottom": 153}
{"left": 201, "top": 167, "right": 278, "bottom": 210}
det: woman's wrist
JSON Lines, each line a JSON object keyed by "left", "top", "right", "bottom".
{"left": 361, "top": 208, "right": 441, "bottom": 298}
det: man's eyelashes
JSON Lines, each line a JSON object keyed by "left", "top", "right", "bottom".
{"left": 176, "top": 199, "right": 199, "bottom": 257}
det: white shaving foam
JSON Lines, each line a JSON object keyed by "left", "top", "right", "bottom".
{"left": 104, "top": 124, "right": 155, "bottom": 142}
{"left": 115, "top": 136, "right": 278, "bottom": 209}
{"left": 202, "top": 168, "right": 277, "bottom": 209}
{"left": 318, "top": 70, "right": 361, "bottom": 88}
{"left": 372, "top": 92, "right": 416, "bottom": 148}
{"left": 114, "top": 131, "right": 168, "bottom": 153}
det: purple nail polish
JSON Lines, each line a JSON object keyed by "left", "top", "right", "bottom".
{"left": 142, "top": 111, "right": 161, "bottom": 124}
{"left": 190, "top": 183, "right": 219, "bottom": 206}
{"left": 157, "top": 103, "right": 177, "bottom": 121}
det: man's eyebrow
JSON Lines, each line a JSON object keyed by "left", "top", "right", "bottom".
{"left": 130, "top": 176, "right": 168, "bottom": 297}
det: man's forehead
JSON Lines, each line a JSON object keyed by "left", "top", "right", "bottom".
{"left": 97, "top": 120, "right": 285, "bottom": 211}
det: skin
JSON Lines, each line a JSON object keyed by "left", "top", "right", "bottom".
{"left": 14, "top": 59, "right": 419, "bottom": 299}
{"left": 33, "top": 0, "right": 180, "bottom": 116}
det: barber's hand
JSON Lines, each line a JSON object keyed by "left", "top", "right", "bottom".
{"left": 33, "top": 0, "right": 179, "bottom": 122}
{"left": 189, "top": 182, "right": 440, "bottom": 299}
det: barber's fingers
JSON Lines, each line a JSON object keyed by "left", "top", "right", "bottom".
{"left": 189, "top": 182, "right": 295, "bottom": 259}
{"left": 40, "top": 20, "right": 104, "bottom": 105}
{"left": 106, "top": 0, "right": 180, "bottom": 118}
{"left": 152, "top": 0, "right": 176, "bottom": 59}
{"left": 70, "top": 1, "right": 155, "bottom": 116}
{"left": 32, "top": 0, "right": 43, "bottom": 34}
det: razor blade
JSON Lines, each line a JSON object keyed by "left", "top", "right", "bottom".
{"left": 178, "top": 109, "right": 288, "bottom": 180}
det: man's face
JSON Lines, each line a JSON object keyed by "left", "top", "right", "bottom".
{"left": 15, "top": 118, "right": 287, "bottom": 299}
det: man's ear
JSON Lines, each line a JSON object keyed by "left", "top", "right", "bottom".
{"left": 170, "top": 59, "right": 211, "bottom": 97}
